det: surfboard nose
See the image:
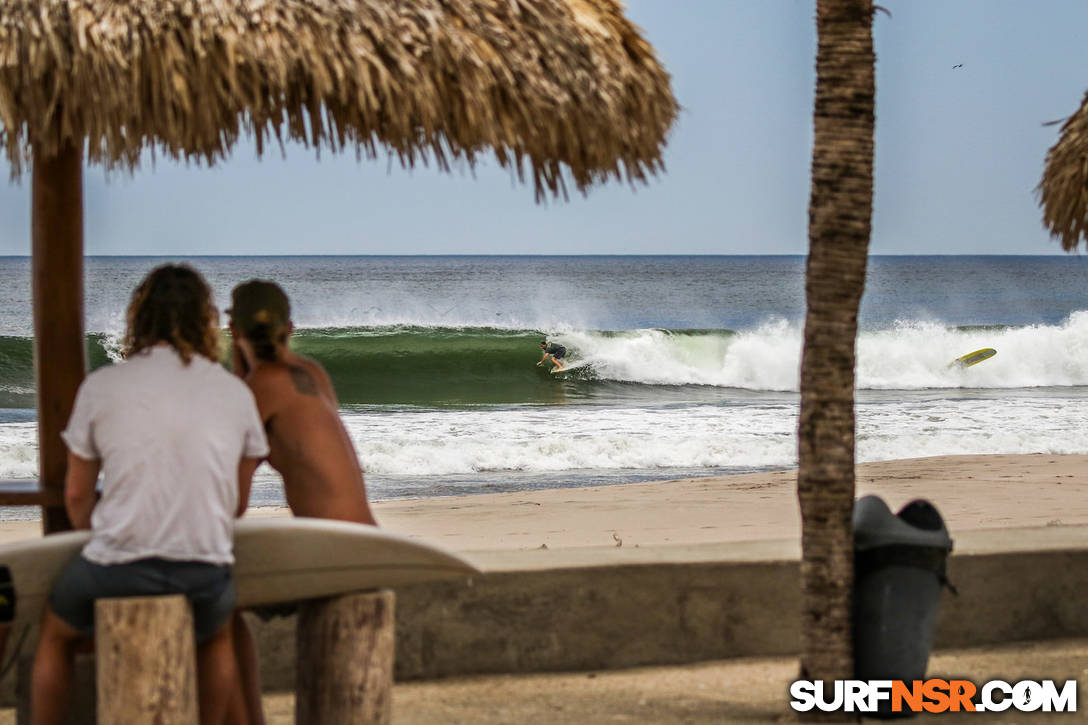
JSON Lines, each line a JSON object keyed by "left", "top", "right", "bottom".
{"left": 232, "top": 518, "right": 479, "bottom": 608}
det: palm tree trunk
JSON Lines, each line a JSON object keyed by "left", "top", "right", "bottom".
{"left": 798, "top": 0, "right": 875, "bottom": 694}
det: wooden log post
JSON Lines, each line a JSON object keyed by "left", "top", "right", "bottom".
{"left": 95, "top": 595, "right": 198, "bottom": 724}
{"left": 31, "top": 142, "right": 86, "bottom": 534}
{"left": 296, "top": 589, "right": 395, "bottom": 725}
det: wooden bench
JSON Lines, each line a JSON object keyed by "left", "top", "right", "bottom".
{"left": 0, "top": 502, "right": 396, "bottom": 723}
{"left": 28, "top": 593, "right": 396, "bottom": 724}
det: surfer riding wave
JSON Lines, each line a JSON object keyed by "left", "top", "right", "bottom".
{"left": 537, "top": 340, "right": 567, "bottom": 371}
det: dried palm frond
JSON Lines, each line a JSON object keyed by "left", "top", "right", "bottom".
{"left": 1039, "top": 90, "right": 1088, "bottom": 250}
{"left": 0, "top": 0, "right": 678, "bottom": 199}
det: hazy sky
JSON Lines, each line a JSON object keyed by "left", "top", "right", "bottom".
{"left": 3, "top": 0, "right": 1088, "bottom": 255}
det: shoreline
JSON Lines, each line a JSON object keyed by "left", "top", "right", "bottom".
{"left": 1, "top": 453, "right": 1086, "bottom": 550}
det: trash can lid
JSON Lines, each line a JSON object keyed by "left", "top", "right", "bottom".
{"left": 854, "top": 495, "right": 953, "bottom": 551}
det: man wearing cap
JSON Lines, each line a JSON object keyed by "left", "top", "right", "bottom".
{"left": 226, "top": 279, "right": 376, "bottom": 525}
{"left": 226, "top": 279, "right": 377, "bottom": 724}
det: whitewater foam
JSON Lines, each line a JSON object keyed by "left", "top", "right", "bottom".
{"left": 547, "top": 312, "right": 1088, "bottom": 390}
{"left": 5, "top": 389, "right": 1088, "bottom": 505}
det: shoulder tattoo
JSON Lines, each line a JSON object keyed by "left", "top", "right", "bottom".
{"left": 288, "top": 365, "right": 319, "bottom": 396}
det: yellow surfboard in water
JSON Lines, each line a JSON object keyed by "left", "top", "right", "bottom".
{"left": 950, "top": 348, "right": 996, "bottom": 368}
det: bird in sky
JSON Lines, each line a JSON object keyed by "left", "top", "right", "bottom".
{"left": 953, "top": 63, "right": 963, "bottom": 69}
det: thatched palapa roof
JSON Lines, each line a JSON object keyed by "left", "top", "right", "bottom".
{"left": 1039, "top": 90, "right": 1088, "bottom": 250}
{"left": 0, "top": 0, "right": 678, "bottom": 198}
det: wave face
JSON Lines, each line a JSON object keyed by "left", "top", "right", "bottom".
{"left": 292, "top": 327, "right": 552, "bottom": 405}
{"left": 5, "top": 313, "right": 1088, "bottom": 407}
{"left": 0, "top": 333, "right": 119, "bottom": 408}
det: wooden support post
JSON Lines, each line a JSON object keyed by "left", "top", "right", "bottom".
{"left": 296, "top": 589, "right": 395, "bottom": 725}
{"left": 31, "top": 142, "right": 85, "bottom": 534}
{"left": 95, "top": 595, "right": 198, "bottom": 724}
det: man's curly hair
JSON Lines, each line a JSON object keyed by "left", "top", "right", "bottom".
{"left": 125, "top": 265, "right": 219, "bottom": 364}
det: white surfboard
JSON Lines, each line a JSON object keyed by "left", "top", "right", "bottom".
{"left": 0, "top": 519, "right": 478, "bottom": 628}
{"left": 550, "top": 361, "right": 588, "bottom": 375}
{"left": 233, "top": 518, "right": 477, "bottom": 608}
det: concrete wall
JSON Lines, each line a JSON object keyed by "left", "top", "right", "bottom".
{"left": 3, "top": 525, "right": 1087, "bottom": 704}
{"left": 247, "top": 525, "right": 1088, "bottom": 691}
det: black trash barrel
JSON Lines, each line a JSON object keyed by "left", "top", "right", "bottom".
{"left": 853, "top": 495, "right": 954, "bottom": 717}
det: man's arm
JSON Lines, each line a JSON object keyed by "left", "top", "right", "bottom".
{"left": 236, "top": 457, "right": 261, "bottom": 518}
{"left": 356, "top": 498, "right": 378, "bottom": 527}
{"left": 64, "top": 452, "right": 100, "bottom": 530}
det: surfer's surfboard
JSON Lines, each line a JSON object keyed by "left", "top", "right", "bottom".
{"left": 550, "top": 362, "right": 587, "bottom": 374}
{"left": 950, "top": 348, "right": 996, "bottom": 368}
{"left": 0, "top": 518, "right": 478, "bottom": 628}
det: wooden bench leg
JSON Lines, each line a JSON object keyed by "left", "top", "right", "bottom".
{"left": 296, "top": 589, "right": 395, "bottom": 725}
{"left": 95, "top": 595, "right": 198, "bottom": 724}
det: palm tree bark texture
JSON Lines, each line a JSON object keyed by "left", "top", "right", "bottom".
{"left": 798, "top": 0, "right": 876, "bottom": 701}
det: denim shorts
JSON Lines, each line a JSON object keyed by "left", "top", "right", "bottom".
{"left": 49, "top": 554, "right": 235, "bottom": 644}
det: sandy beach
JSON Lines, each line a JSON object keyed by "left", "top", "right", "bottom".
{"left": 0, "top": 453, "right": 1085, "bottom": 723}
{"left": 2, "top": 453, "right": 1086, "bottom": 550}
{"left": 380, "top": 452, "right": 1088, "bottom": 551}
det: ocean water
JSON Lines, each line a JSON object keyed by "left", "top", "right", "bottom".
{"left": 2, "top": 255, "right": 1088, "bottom": 514}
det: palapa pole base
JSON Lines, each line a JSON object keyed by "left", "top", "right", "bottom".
{"left": 296, "top": 589, "right": 395, "bottom": 725}
{"left": 95, "top": 595, "right": 198, "bottom": 724}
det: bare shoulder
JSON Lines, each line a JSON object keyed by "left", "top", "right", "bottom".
{"left": 245, "top": 362, "right": 293, "bottom": 398}
{"left": 235, "top": 364, "right": 291, "bottom": 422}
{"left": 277, "top": 353, "right": 332, "bottom": 398}
{"left": 289, "top": 353, "right": 332, "bottom": 381}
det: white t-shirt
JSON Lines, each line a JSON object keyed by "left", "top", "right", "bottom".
{"left": 62, "top": 345, "right": 269, "bottom": 565}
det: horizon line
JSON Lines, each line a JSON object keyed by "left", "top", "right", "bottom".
{"left": 0, "top": 252, "right": 1078, "bottom": 259}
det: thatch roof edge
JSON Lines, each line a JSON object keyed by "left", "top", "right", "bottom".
{"left": 1039, "top": 90, "right": 1088, "bottom": 250}
{"left": 0, "top": 0, "right": 678, "bottom": 199}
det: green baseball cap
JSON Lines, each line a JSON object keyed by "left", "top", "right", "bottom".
{"left": 227, "top": 279, "right": 291, "bottom": 333}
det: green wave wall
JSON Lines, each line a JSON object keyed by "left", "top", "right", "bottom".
{"left": 0, "top": 327, "right": 588, "bottom": 408}
{"left": 289, "top": 327, "right": 566, "bottom": 405}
